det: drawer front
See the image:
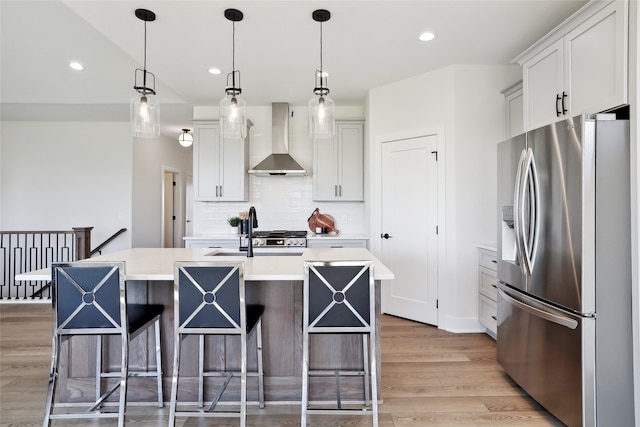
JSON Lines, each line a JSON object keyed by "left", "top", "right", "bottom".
{"left": 478, "top": 267, "right": 498, "bottom": 301}
{"left": 479, "top": 294, "right": 497, "bottom": 336}
{"left": 185, "top": 239, "right": 238, "bottom": 249}
{"left": 478, "top": 249, "right": 498, "bottom": 271}
{"left": 307, "top": 239, "right": 368, "bottom": 249}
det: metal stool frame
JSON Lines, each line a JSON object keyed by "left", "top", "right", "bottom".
{"left": 43, "top": 261, "right": 163, "bottom": 427}
{"left": 301, "top": 260, "right": 378, "bottom": 427}
{"left": 169, "top": 261, "right": 264, "bottom": 427}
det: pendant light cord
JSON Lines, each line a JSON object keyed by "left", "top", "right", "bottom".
{"left": 231, "top": 21, "right": 236, "bottom": 89}
{"left": 319, "top": 20, "right": 323, "bottom": 76}
{"left": 143, "top": 20, "right": 148, "bottom": 89}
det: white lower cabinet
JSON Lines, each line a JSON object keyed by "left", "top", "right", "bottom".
{"left": 306, "top": 238, "right": 368, "bottom": 249}
{"left": 477, "top": 247, "right": 498, "bottom": 338}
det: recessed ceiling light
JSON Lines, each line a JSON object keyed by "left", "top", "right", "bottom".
{"left": 69, "top": 61, "right": 84, "bottom": 71}
{"left": 419, "top": 32, "right": 436, "bottom": 42}
{"left": 208, "top": 67, "right": 222, "bottom": 75}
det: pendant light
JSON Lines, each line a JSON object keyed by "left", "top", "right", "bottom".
{"left": 178, "top": 129, "right": 193, "bottom": 147}
{"left": 219, "top": 8, "right": 247, "bottom": 140}
{"left": 130, "top": 8, "right": 160, "bottom": 138}
{"left": 308, "top": 9, "right": 335, "bottom": 139}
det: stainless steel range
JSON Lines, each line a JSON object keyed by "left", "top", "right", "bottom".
{"left": 251, "top": 230, "right": 307, "bottom": 248}
{"left": 240, "top": 230, "right": 307, "bottom": 250}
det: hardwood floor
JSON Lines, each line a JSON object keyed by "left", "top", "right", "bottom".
{"left": 0, "top": 304, "right": 564, "bottom": 426}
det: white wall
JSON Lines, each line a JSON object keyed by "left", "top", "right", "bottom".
{"left": 629, "top": 0, "right": 640, "bottom": 420}
{"left": 191, "top": 105, "right": 368, "bottom": 234}
{"left": 132, "top": 134, "right": 192, "bottom": 248}
{"left": 0, "top": 121, "right": 133, "bottom": 253}
{"left": 0, "top": 120, "right": 193, "bottom": 253}
{"left": 368, "top": 64, "right": 521, "bottom": 332}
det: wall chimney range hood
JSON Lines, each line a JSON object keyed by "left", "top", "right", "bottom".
{"left": 248, "top": 103, "right": 307, "bottom": 176}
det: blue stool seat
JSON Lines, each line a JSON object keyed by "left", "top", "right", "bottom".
{"left": 246, "top": 304, "right": 265, "bottom": 333}
{"left": 127, "top": 303, "right": 164, "bottom": 334}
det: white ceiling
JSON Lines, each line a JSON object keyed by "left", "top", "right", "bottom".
{"left": 1, "top": 0, "right": 588, "bottom": 137}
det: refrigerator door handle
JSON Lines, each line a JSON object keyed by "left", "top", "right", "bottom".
{"left": 513, "top": 149, "right": 527, "bottom": 274}
{"left": 521, "top": 148, "right": 541, "bottom": 275}
{"left": 498, "top": 286, "right": 579, "bottom": 330}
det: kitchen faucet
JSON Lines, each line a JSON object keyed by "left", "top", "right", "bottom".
{"left": 247, "top": 206, "right": 258, "bottom": 257}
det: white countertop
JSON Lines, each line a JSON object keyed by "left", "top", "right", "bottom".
{"left": 185, "top": 232, "right": 369, "bottom": 241}
{"left": 15, "top": 247, "right": 394, "bottom": 282}
{"left": 476, "top": 242, "right": 497, "bottom": 252}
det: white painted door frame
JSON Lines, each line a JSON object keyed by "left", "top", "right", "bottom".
{"left": 161, "top": 166, "right": 184, "bottom": 248}
{"left": 371, "top": 127, "right": 447, "bottom": 326}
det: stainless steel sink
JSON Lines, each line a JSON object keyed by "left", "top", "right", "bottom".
{"left": 206, "top": 251, "right": 302, "bottom": 257}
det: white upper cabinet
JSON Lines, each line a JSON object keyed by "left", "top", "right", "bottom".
{"left": 564, "top": 1, "right": 627, "bottom": 116}
{"left": 193, "top": 121, "right": 249, "bottom": 202}
{"left": 313, "top": 121, "right": 364, "bottom": 201}
{"left": 518, "top": 0, "right": 628, "bottom": 131}
{"left": 502, "top": 81, "right": 524, "bottom": 138}
{"left": 523, "top": 40, "right": 564, "bottom": 131}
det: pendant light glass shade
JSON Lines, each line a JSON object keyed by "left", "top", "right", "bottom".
{"left": 220, "top": 9, "right": 247, "bottom": 140}
{"left": 220, "top": 92, "right": 247, "bottom": 139}
{"left": 309, "top": 9, "right": 335, "bottom": 139}
{"left": 130, "top": 9, "right": 160, "bottom": 138}
{"left": 178, "top": 129, "right": 193, "bottom": 147}
{"left": 131, "top": 94, "right": 160, "bottom": 138}
{"left": 308, "top": 94, "right": 335, "bottom": 139}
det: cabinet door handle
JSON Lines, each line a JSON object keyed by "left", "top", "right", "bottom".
{"left": 335, "top": 185, "right": 338, "bottom": 197}
{"left": 561, "top": 91, "right": 567, "bottom": 115}
{"left": 556, "top": 93, "right": 562, "bottom": 117}
{"left": 491, "top": 315, "right": 497, "bottom": 321}
{"left": 219, "top": 185, "right": 222, "bottom": 197}
{"left": 339, "top": 185, "right": 342, "bottom": 197}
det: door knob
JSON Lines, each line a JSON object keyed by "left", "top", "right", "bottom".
{"left": 381, "top": 233, "right": 392, "bottom": 239}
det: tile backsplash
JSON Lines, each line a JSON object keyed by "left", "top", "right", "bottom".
{"left": 193, "top": 175, "right": 366, "bottom": 234}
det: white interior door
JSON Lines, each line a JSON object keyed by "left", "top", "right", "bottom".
{"left": 381, "top": 136, "right": 438, "bottom": 325}
{"left": 163, "top": 171, "right": 175, "bottom": 248}
{"left": 185, "top": 174, "right": 193, "bottom": 238}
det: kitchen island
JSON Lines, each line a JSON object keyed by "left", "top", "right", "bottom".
{"left": 17, "top": 247, "right": 393, "bottom": 404}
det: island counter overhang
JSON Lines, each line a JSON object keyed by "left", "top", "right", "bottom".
{"left": 17, "top": 247, "right": 393, "bottom": 404}
{"left": 16, "top": 247, "right": 394, "bottom": 282}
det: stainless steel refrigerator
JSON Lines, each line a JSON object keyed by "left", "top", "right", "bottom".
{"left": 496, "top": 113, "right": 634, "bottom": 427}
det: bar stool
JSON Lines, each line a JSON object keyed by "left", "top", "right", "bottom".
{"left": 169, "top": 261, "right": 265, "bottom": 427}
{"left": 43, "top": 261, "right": 164, "bottom": 427}
{"left": 301, "top": 260, "right": 378, "bottom": 427}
